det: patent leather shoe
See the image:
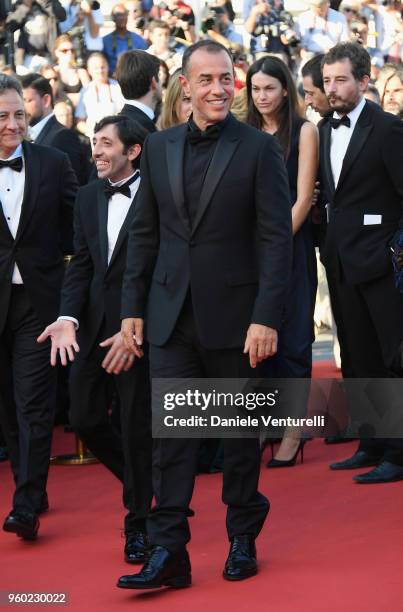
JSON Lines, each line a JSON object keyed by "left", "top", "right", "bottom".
{"left": 124, "top": 531, "right": 149, "bottom": 564}
{"left": 353, "top": 461, "right": 403, "bottom": 484}
{"left": 223, "top": 535, "right": 257, "bottom": 581}
{"left": 117, "top": 546, "right": 191, "bottom": 589}
{"left": 329, "top": 450, "right": 381, "bottom": 470}
{"left": 3, "top": 510, "right": 39, "bottom": 540}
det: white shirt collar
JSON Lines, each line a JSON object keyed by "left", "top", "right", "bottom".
{"left": 0, "top": 143, "right": 23, "bottom": 161}
{"left": 124, "top": 99, "right": 154, "bottom": 121}
{"left": 333, "top": 97, "right": 366, "bottom": 130}
{"left": 29, "top": 112, "right": 55, "bottom": 141}
{"left": 109, "top": 169, "right": 140, "bottom": 188}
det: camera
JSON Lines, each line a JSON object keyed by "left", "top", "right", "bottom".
{"left": 69, "top": 25, "right": 86, "bottom": 68}
{"left": 201, "top": 11, "right": 217, "bottom": 33}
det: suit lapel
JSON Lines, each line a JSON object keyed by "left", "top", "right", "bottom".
{"left": 166, "top": 125, "right": 191, "bottom": 234}
{"left": 191, "top": 116, "right": 240, "bottom": 236}
{"left": 15, "top": 141, "right": 40, "bottom": 243}
{"left": 107, "top": 191, "right": 138, "bottom": 270}
{"left": 34, "top": 115, "right": 55, "bottom": 145}
{"left": 336, "top": 102, "right": 373, "bottom": 190}
{"left": 321, "top": 121, "right": 335, "bottom": 199}
{"left": 97, "top": 181, "right": 109, "bottom": 268}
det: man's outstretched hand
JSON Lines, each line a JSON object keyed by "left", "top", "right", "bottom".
{"left": 121, "top": 317, "right": 144, "bottom": 359}
{"left": 244, "top": 323, "right": 278, "bottom": 368}
{"left": 37, "top": 320, "right": 79, "bottom": 366}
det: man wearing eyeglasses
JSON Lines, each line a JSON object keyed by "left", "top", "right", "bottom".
{"left": 103, "top": 3, "right": 148, "bottom": 77}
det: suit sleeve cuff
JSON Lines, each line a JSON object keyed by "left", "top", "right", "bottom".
{"left": 58, "top": 316, "right": 79, "bottom": 330}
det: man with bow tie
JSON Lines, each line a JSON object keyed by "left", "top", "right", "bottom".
{"left": 0, "top": 74, "right": 77, "bottom": 541}
{"left": 38, "top": 115, "right": 153, "bottom": 564}
{"left": 118, "top": 40, "right": 293, "bottom": 589}
{"left": 318, "top": 43, "right": 403, "bottom": 483}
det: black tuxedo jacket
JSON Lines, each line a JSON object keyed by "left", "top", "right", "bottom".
{"left": 121, "top": 114, "right": 293, "bottom": 349}
{"left": 119, "top": 104, "right": 156, "bottom": 133}
{"left": 319, "top": 100, "right": 403, "bottom": 285}
{"left": 60, "top": 178, "right": 139, "bottom": 357}
{"left": 35, "top": 115, "right": 88, "bottom": 185}
{"left": 0, "top": 141, "right": 78, "bottom": 334}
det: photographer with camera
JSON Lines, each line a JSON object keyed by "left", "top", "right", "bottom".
{"left": 6, "top": 0, "right": 66, "bottom": 71}
{"left": 59, "top": 0, "right": 104, "bottom": 54}
{"left": 152, "top": 0, "right": 196, "bottom": 46}
{"left": 201, "top": 5, "right": 243, "bottom": 48}
{"left": 103, "top": 3, "right": 147, "bottom": 77}
{"left": 244, "top": 0, "right": 298, "bottom": 61}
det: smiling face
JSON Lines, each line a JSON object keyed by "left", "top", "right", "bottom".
{"left": 92, "top": 123, "right": 140, "bottom": 182}
{"left": 251, "top": 71, "right": 287, "bottom": 120}
{"left": 180, "top": 48, "right": 234, "bottom": 130}
{"left": 0, "top": 89, "right": 27, "bottom": 158}
{"left": 323, "top": 58, "right": 368, "bottom": 115}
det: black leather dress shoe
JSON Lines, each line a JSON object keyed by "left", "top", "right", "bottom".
{"left": 329, "top": 450, "right": 381, "bottom": 471}
{"left": 3, "top": 511, "right": 39, "bottom": 540}
{"left": 223, "top": 535, "right": 257, "bottom": 581}
{"left": 124, "top": 531, "right": 149, "bottom": 564}
{"left": 117, "top": 546, "right": 191, "bottom": 590}
{"left": 353, "top": 461, "right": 403, "bottom": 484}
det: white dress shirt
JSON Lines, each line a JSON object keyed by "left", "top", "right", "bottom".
{"left": 330, "top": 97, "right": 366, "bottom": 188}
{"left": 0, "top": 144, "right": 25, "bottom": 284}
{"left": 29, "top": 112, "right": 54, "bottom": 142}
{"left": 59, "top": 171, "right": 140, "bottom": 328}
{"left": 123, "top": 99, "right": 155, "bottom": 121}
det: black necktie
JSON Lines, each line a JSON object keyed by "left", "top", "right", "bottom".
{"left": 329, "top": 116, "right": 351, "bottom": 130}
{"left": 0, "top": 157, "right": 23, "bottom": 172}
{"left": 103, "top": 173, "right": 138, "bottom": 199}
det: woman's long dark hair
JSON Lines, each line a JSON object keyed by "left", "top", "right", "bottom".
{"left": 246, "top": 56, "right": 301, "bottom": 160}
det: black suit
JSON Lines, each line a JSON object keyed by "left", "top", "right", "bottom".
{"left": 119, "top": 103, "right": 156, "bottom": 133}
{"left": 121, "top": 114, "right": 292, "bottom": 551}
{"left": 0, "top": 141, "right": 77, "bottom": 514}
{"left": 319, "top": 100, "right": 403, "bottom": 461}
{"left": 35, "top": 115, "right": 89, "bottom": 186}
{"left": 60, "top": 178, "right": 152, "bottom": 533}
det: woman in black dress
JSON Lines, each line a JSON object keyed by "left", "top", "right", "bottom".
{"left": 246, "top": 56, "right": 318, "bottom": 466}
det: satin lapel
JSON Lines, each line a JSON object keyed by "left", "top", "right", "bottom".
{"left": 166, "top": 126, "right": 191, "bottom": 234}
{"left": 191, "top": 120, "right": 240, "bottom": 236}
{"left": 97, "top": 181, "right": 109, "bottom": 268}
{"left": 107, "top": 192, "right": 138, "bottom": 270}
{"left": 0, "top": 202, "right": 14, "bottom": 241}
{"left": 15, "top": 141, "right": 40, "bottom": 243}
{"left": 336, "top": 103, "right": 373, "bottom": 190}
{"left": 321, "top": 121, "right": 335, "bottom": 199}
{"left": 34, "top": 116, "right": 54, "bottom": 145}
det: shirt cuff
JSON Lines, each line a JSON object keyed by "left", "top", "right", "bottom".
{"left": 58, "top": 316, "right": 79, "bottom": 330}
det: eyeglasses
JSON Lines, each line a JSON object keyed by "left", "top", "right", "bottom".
{"left": 47, "top": 76, "right": 59, "bottom": 82}
{"left": 343, "top": 8, "right": 358, "bottom": 14}
{"left": 59, "top": 47, "right": 74, "bottom": 54}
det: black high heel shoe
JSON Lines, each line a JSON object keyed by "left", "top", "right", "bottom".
{"left": 266, "top": 440, "right": 305, "bottom": 468}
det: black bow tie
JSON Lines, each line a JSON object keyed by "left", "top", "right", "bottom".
{"left": 104, "top": 174, "right": 138, "bottom": 199}
{"left": 329, "top": 115, "right": 351, "bottom": 130}
{"left": 187, "top": 124, "right": 221, "bottom": 145}
{"left": 0, "top": 157, "right": 23, "bottom": 172}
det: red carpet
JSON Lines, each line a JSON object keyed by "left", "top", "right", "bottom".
{"left": 1, "top": 361, "right": 402, "bottom": 611}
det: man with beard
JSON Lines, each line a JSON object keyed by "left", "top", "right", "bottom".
{"left": 21, "top": 73, "right": 87, "bottom": 185}
{"left": 382, "top": 66, "right": 403, "bottom": 119}
{"left": 319, "top": 42, "right": 403, "bottom": 483}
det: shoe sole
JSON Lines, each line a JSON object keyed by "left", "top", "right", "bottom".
{"left": 354, "top": 477, "right": 403, "bottom": 484}
{"left": 223, "top": 569, "right": 258, "bottom": 581}
{"left": 3, "top": 522, "right": 38, "bottom": 540}
{"left": 329, "top": 462, "right": 379, "bottom": 471}
{"left": 117, "top": 575, "right": 192, "bottom": 590}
